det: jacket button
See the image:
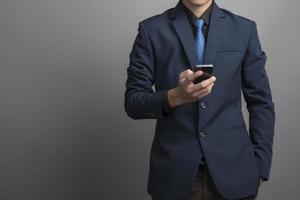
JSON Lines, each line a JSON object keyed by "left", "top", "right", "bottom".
{"left": 200, "top": 102, "right": 206, "bottom": 109}
{"left": 199, "top": 131, "right": 206, "bottom": 138}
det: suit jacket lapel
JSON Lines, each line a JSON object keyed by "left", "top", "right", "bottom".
{"left": 204, "top": 2, "right": 226, "bottom": 65}
{"left": 170, "top": 1, "right": 198, "bottom": 70}
{"left": 170, "top": 1, "right": 226, "bottom": 69}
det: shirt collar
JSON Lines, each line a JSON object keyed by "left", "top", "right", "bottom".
{"left": 181, "top": 0, "right": 214, "bottom": 26}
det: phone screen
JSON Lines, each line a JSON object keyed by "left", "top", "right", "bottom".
{"left": 193, "top": 64, "right": 214, "bottom": 84}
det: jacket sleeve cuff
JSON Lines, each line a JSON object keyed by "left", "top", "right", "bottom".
{"left": 162, "top": 90, "right": 176, "bottom": 117}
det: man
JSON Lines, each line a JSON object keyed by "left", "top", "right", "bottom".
{"left": 124, "top": 0, "right": 275, "bottom": 199}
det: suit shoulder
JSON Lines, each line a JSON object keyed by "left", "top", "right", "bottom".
{"left": 138, "top": 7, "right": 172, "bottom": 29}
{"left": 221, "top": 8, "right": 255, "bottom": 27}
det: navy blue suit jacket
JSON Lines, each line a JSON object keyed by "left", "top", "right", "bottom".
{"left": 124, "top": 1, "right": 275, "bottom": 199}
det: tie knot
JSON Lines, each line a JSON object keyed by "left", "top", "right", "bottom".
{"left": 194, "top": 19, "right": 205, "bottom": 30}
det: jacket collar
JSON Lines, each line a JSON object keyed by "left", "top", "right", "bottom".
{"left": 170, "top": 0, "right": 226, "bottom": 69}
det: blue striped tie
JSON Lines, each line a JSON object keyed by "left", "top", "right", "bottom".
{"left": 194, "top": 19, "right": 206, "bottom": 64}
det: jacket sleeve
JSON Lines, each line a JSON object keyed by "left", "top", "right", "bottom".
{"left": 241, "top": 21, "right": 276, "bottom": 182}
{"left": 124, "top": 21, "right": 177, "bottom": 120}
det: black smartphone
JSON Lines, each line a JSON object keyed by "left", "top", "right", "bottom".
{"left": 192, "top": 64, "right": 214, "bottom": 84}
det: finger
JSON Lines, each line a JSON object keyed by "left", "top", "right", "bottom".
{"left": 183, "top": 70, "right": 203, "bottom": 85}
{"left": 179, "top": 69, "right": 194, "bottom": 81}
{"left": 191, "top": 76, "right": 216, "bottom": 91}
{"left": 192, "top": 83, "right": 214, "bottom": 98}
{"left": 259, "top": 179, "right": 263, "bottom": 186}
{"left": 194, "top": 91, "right": 209, "bottom": 100}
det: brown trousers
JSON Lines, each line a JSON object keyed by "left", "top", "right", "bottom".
{"left": 152, "top": 164, "right": 258, "bottom": 200}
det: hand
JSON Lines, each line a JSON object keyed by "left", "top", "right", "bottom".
{"left": 259, "top": 178, "right": 263, "bottom": 188}
{"left": 167, "top": 69, "right": 216, "bottom": 108}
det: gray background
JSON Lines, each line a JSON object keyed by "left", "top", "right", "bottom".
{"left": 0, "top": 0, "right": 299, "bottom": 199}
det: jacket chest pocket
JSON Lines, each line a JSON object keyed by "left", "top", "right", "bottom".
{"left": 213, "top": 52, "right": 244, "bottom": 87}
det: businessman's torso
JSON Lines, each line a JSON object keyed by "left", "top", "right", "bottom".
{"left": 126, "top": 1, "right": 273, "bottom": 199}
{"left": 140, "top": 3, "right": 254, "bottom": 135}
